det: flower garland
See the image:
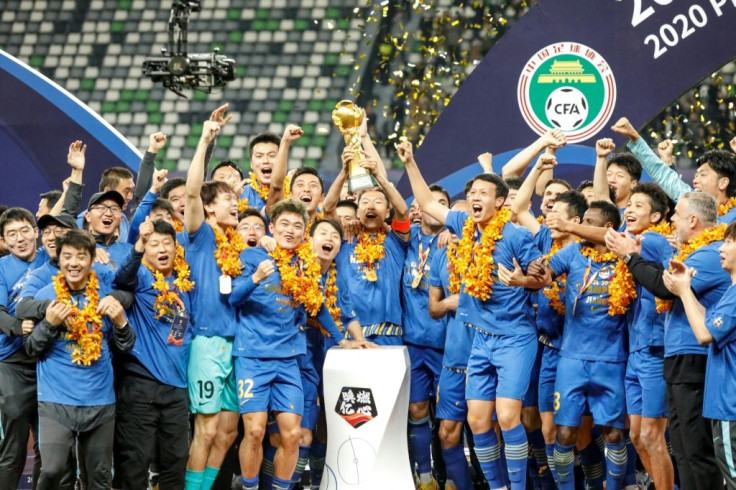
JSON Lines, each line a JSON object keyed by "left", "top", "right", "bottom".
{"left": 656, "top": 223, "right": 727, "bottom": 313}
{"left": 718, "top": 197, "right": 736, "bottom": 217}
{"left": 142, "top": 244, "right": 195, "bottom": 319}
{"left": 646, "top": 220, "right": 672, "bottom": 236}
{"left": 451, "top": 207, "right": 511, "bottom": 301}
{"left": 238, "top": 197, "right": 249, "bottom": 214}
{"left": 541, "top": 238, "right": 567, "bottom": 315}
{"left": 214, "top": 226, "right": 245, "bottom": 277}
{"left": 580, "top": 246, "right": 637, "bottom": 316}
{"left": 269, "top": 242, "right": 324, "bottom": 316}
{"left": 52, "top": 270, "right": 103, "bottom": 366}
{"left": 537, "top": 215, "right": 545, "bottom": 224}
{"left": 354, "top": 230, "right": 386, "bottom": 275}
{"left": 173, "top": 219, "right": 184, "bottom": 233}
{"left": 446, "top": 243, "right": 461, "bottom": 294}
{"left": 324, "top": 264, "right": 343, "bottom": 332}
{"left": 248, "top": 172, "right": 291, "bottom": 202}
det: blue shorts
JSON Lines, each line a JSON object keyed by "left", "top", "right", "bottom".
{"left": 267, "top": 376, "right": 318, "bottom": 433}
{"left": 188, "top": 335, "right": 238, "bottom": 414}
{"left": 538, "top": 345, "right": 561, "bottom": 413}
{"left": 554, "top": 357, "right": 626, "bottom": 429}
{"left": 234, "top": 357, "right": 303, "bottom": 416}
{"left": 522, "top": 342, "right": 544, "bottom": 408}
{"left": 408, "top": 344, "right": 443, "bottom": 403}
{"left": 466, "top": 331, "right": 537, "bottom": 402}
{"left": 625, "top": 347, "right": 667, "bottom": 418}
{"left": 436, "top": 366, "right": 468, "bottom": 422}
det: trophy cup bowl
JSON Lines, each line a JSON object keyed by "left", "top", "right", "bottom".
{"left": 332, "top": 100, "right": 377, "bottom": 193}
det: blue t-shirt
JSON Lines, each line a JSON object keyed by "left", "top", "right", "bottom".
{"left": 401, "top": 226, "right": 447, "bottom": 349}
{"left": 628, "top": 231, "right": 674, "bottom": 352}
{"left": 123, "top": 261, "right": 194, "bottom": 388}
{"left": 718, "top": 206, "right": 736, "bottom": 225}
{"left": 230, "top": 247, "right": 342, "bottom": 359}
{"left": 34, "top": 277, "right": 118, "bottom": 406}
{"left": 335, "top": 231, "right": 408, "bottom": 328}
{"left": 704, "top": 283, "right": 736, "bottom": 420}
{"left": 429, "top": 247, "right": 475, "bottom": 368}
{"left": 240, "top": 184, "right": 266, "bottom": 213}
{"left": 444, "top": 211, "right": 541, "bottom": 336}
{"left": 19, "top": 257, "right": 114, "bottom": 301}
{"left": 126, "top": 191, "right": 191, "bottom": 248}
{"left": 534, "top": 226, "right": 564, "bottom": 348}
{"left": 187, "top": 223, "right": 236, "bottom": 338}
{"left": 547, "top": 243, "right": 627, "bottom": 362}
{"left": 97, "top": 240, "right": 133, "bottom": 274}
{"left": 665, "top": 241, "right": 730, "bottom": 357}
{"left": 0, "top": 250, "right": 48, "bottom": 360}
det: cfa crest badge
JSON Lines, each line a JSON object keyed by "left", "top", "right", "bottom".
{"left": 335, "top": 386, "right": 378, "bottom": 429}
{"left": 518, "top": 42, "right": 617, "bottom": 143}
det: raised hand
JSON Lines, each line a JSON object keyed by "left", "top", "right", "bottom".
{"left": 148, "top": 132, "right": 167, "bottom": 153}
{"left": 397, "top": 141, "right": 414, "bottom": 165}
{"left": 359, "top": 158, "right": 379, "bottom": 176}
{"left": 477, "top": 152, "right": 493, "bottom": 173}
{"left": 201, "top": 120, "right": 221, "bottom": 145}
{"left": 209, "top": 103, "right": 233, "bottom": 128}
{"left": 663, "top": 259, "right": 694, "bottom": 297}
{"left": 282, "top": 124, "right": 304, "bottom": 143}
{"left": 610, "top": 117, "right": 639, "bottom": 141}
{"left": 730, "top": 136, "right": 736, "bottom": 155}
{"left": 252, "top": 259, "right": 276, "bottom": 284}
{"left": 536, "top": 153, "right": 558, "bottom": 172}
{"left": 150, "top": 168, "right": 169, "bottom": 194}
{"left": 543, "top": 129, "right": 567, "bottom": 149}
{"left": 596, "top": 138, "right": 616, "bottom": 158}
{"left": 139, "top": 216, "right": 154, "bottom": 244}
{"left": 657, "top": 139, "right": 675, "bottom": 166}
{"left": 67, "top": 140, "right": 86, "bottom": 170}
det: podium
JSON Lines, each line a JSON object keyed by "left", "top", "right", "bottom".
{"left": 320, "top": 346, "right": 414, "bottom": 489}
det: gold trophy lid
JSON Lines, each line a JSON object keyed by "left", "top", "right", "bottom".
{"left": 332, "top": 100, "right": 363, "bottom": 131}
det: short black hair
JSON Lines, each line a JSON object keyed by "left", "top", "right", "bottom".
{"left": 555, "top": 191, "right": 588, "bottom": 220}
{"left": 290, "top": 167, "right": 325, "bottom": 194}
{"left": 238, "top": 207, "right": 267, "bottom": 228}
{"left": 56, "top": 229, "right": 96, "bottom": 259}
{"left": 336, "top": 199, "right": 358, "bottom": 213}
{"left": 428, "top": 184, "right": 451, "bottom": 205}
{"left": 310, "top": 218, "right": 344, "bottom": 241}
{"left": 210, "top": 160, "right": 243, "bottom": 180}
{"left": 725, "top": 221, "right": 736, "bottom": 242}
{"left": 99, "top": 167, "right": 134, "bottom": 192}
{"left": 463, "top": 179, "right": 473, "bottom": 197}
{"left": 503, "top": 177, "right": 523, "bottom": 191}
{"left": 588, "top": 200, "right": 621, "bottom": 230}
{"left": 151, "top": 199, "right": 175, "bottom": 216}
{"left": 696, "top": 149, "right": 736, "bottom": 198}
{"left": 200, "top": 181, "right": 234, "bottom": 207}
{"left": 544, "top": 178, "right": 572, "bottom": 192}
{"left": 249, "top": 132, "right": 281, "bottom": 158}
{"left": 161, "top": 178, "right": 186, "bottom": 199}
{"left": 577, "top": 179, "right": 616, "bottom": 201}
{"left": 631, "top": 182, "right": 669, "bottom": 221}
{"left": 0, "top": 207, "right": 35, "bottom": 236}
{"left": 151, "top": 220, "right": 176, "bottom": 241}
{"left": 40, "top": 190, "right": 62, "bottom": 208}
{"left": 270, "top": 199, "right": 308, "bottom": 226}
{"left": 469, "top": 173, "right": 509, "bottom": 200}
{"left": 608, "top": 153, "right": 642, "bottom": 182}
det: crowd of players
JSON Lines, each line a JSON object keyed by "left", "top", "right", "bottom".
{"left": 2, "top": 101, "right": 736, "bottom": 490}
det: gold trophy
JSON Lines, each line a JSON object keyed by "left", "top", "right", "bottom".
{"left": 332, "top": 100, "right": 377, "bottom": 193}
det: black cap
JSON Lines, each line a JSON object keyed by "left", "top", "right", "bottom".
{"left": 87, "top": 190, "right": 125, "bottom": 210}
{"left": 37, "top": 214, "right": 78, "bottom": 230}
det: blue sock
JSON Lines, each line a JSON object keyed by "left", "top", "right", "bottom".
{"left": 272, "top": 476, "right": 290, "bottom": 490}
{"left": 605, "top": 440, "right": 627, "bottom": 490}
{"left": 290, "top": 445, "right": 310, "bottom": 486}
{"left": 623, "top": 431, "right": 637, "bottom": 487}
{"left": 441, "top": 444, "right": 473, "bottom": 490}
{"left": 553, "top": 441, "right": 576, "bottom": 490}
{"left": 309, "top": 440, "right": 327, "bottom": 486}
{"left": 259, "top": 441, "right": 277, "bottom": 489}
{"left": 579, "top": 441, "right": 605, "bottom": 489}
{"left": 545, "top": 443, "right": 558, "bottom": 484}
{"left": 502, "top": 423, "right": 529, "bottom": 490}
{"left": 409, "top": 416, "right": 433, "bottom": 475}
{"left": 473, "top": 429, "right": 506, "bottom": 488}
{"left": 241, "top": 475, "right": 259, "bottom": 490}
{"left": 201, "top": 466, "right": 219, "bottom": 490}
{"left": 592, "top": 426, "right": 606, "bottom": 456}
{"left": 185, "top": 469, "right": 204, "bottom": 490}
{"left": 527, "top": 428, "right": 554, "bottom": 488}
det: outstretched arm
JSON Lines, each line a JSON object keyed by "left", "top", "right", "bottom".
{"left": 266, "top": 124, "right": 304, "bottom": 214}
{"left": 502, "top": 130, "right": 566, "bottom": 196}
{"left": 53, "top": 140, "right": 87, "bottom": 216}
{"left": 185, "top": 116, "right": 225, "bottom": 233}
{"left": 322, "top": 148, "right": 352, "bottom": 219}
{"left": 359, "top": 110, "right": 388, "bottom": 179}
{"left": 511, "top": 149, "right": 558, "bottom": 235}
{"left": 593, "top": 138, "right": 615, "bottom": 203}
{"left": 398, "top": 141, "right": 449, "bottom": 225}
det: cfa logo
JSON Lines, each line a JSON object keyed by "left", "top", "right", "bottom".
{"left": 518, "top": 42, "right": 617, "bottom": 143}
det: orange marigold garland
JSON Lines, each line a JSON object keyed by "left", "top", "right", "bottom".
{"left": 541, "top": 238, "right": 567, "bottom": 315}
{"left": 269, "top": 242, "right": 325, "bottom": 316}
{"left": 656, "top": 224, "right": 727, "bottom": 313}
{"left": 580, "top": 246, "right": 637, "bottom": 316}
{"left": 248, "top": 172, "right": 291, "bottom": 203}
{"left": 214, "top": 226, "right": 246, "bottom": 277}
{"left": 238, "top": 197, "right": 249, "bottom": 213}
{"left": 173, "top": 219, "right": 184, "bottom": 233}
{"left": 354, "top": 230, "right": 386, "bottom": 277}
{"left": 646, "top": 220, "right": 672, "bottom": 236}
{"left": 451, "top": 207, "right": 512, "bottom": 301}
{"left": 537, "top": 215, "right": 545, "bottom": 225}
{"left": 718, "top": 197, "right": 736, "bottom": 217}
{"left": 142, "top": 244, "right": 194, "bottom": 320}
{"left": 53, "top": 270, "right": 103, "bottom": 366}
{"left": 446, "top": 243, "right": 461, "bottom": 294}
{"left": 324, "top": 264, "right": 343, "bottom": 332}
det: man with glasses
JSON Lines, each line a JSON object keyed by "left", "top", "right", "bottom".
{"left": 0, "top": 208, "right": 48, "bottom": 489}
{"left": 83, "top": 191, "right": 133, "bottom": 272}
{"left": 236, "top": 209, "right": 267, "bottom": 247}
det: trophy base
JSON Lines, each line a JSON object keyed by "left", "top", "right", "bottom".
{"left": 348, "top": 173, "right": 377, "bottom": 193}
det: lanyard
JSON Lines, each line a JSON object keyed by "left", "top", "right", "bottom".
{"left": 572, "top": 258, "right": 599, "bottom": 317}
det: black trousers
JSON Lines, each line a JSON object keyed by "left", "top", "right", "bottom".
{"left": 0, "top": 362, "right": 39, "bottom": 490}
{"left": 115, "top": 373, "right": 189, "bottom": 490}
{"left": 665, "top": 354, "right": 723, "bottom": 490}
{"left": 713, "top": 420, "right": 736, "bottom": 490}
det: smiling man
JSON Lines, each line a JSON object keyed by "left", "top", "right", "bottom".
{"left": 83, "top": 190, "right": 133, "bottom": 272}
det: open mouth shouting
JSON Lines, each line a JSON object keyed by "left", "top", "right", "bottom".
{"left": 246, "top": 237, "right": 258, "bottom": 247}
{"left": 471, "top": 203, "right": 482, "bottom": 219}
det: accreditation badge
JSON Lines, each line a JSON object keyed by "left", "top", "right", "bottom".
{"left": 219, "top": 274, "right": 232, "bottom": 294}
{"left": 167, "top": 312, "right": 189, "bottom": 346}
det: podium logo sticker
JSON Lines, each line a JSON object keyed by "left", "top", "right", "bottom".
{"left": 335, "top": 387, "right": 377, "bottom": 428}
{"left": 518, "top": 42, "right": 616, "bottom": 143}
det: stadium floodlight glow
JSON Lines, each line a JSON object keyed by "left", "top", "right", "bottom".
{"left": 143, "top": 1, "right": 236, "bottom": 98}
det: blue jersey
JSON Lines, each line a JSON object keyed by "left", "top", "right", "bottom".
{"left": 187, "top": 223, "right": 236, "bottom": 337}
{"left": 230, "top": 247, "right": 342, "bottom": 359}
{"left": 401, "top": 226, "right": 447, "bottom": 349}
{"left": 0, "top": 250, "right": 47, "bottom": 360}
{"left": 718, "top": 205, "right": 736, "bottom": 225}
{"left": 126, "top": 191, "right": 191, "bottom": 248}
{"left": 19, "top": 259, "right": 114, "bottom": 301}
{"left": 444, "top": 211, "right": 541, "bottom": 336}
{"left": 704, "top": 283, "right": 736, "bottom": 421}
{"left": 547, "top": 243, "right": 627, "bottom": 362}
{"left": 34, "top": 278, "right": 118, "bottom": 406}
{"left": 628, "top": 231, "right": 674, "bottom": 352}
{"left": 665, "top": 241, "right": 730, "bottom": 357}
{"left": 335, "top": 231, "right": 408, "bottom": 327}
{"left": 429, "top": 247, "right": 475, "bottom": 368}
{"left": 97, "top": 240, "right": 133, "bottom": 273}
{"left": 240, "top": 184, "right": 266, "bottom": 213}
{"left": 124, "top": 262, "right": 194, "bottom": 388}
{"left": 534, "top": 226, "right": 564, "bottom": 348}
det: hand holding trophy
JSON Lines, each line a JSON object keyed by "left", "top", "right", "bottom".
{"left": 332, "top": 100, "right": 377, "bottom": 193}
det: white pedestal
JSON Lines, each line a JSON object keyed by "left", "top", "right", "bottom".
{"left": 320, "top": 346, "right": 414, "bottom": 489}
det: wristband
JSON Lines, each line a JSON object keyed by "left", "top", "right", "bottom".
{"left": 391, "top": 218, "right": 411, "bottom": 234}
